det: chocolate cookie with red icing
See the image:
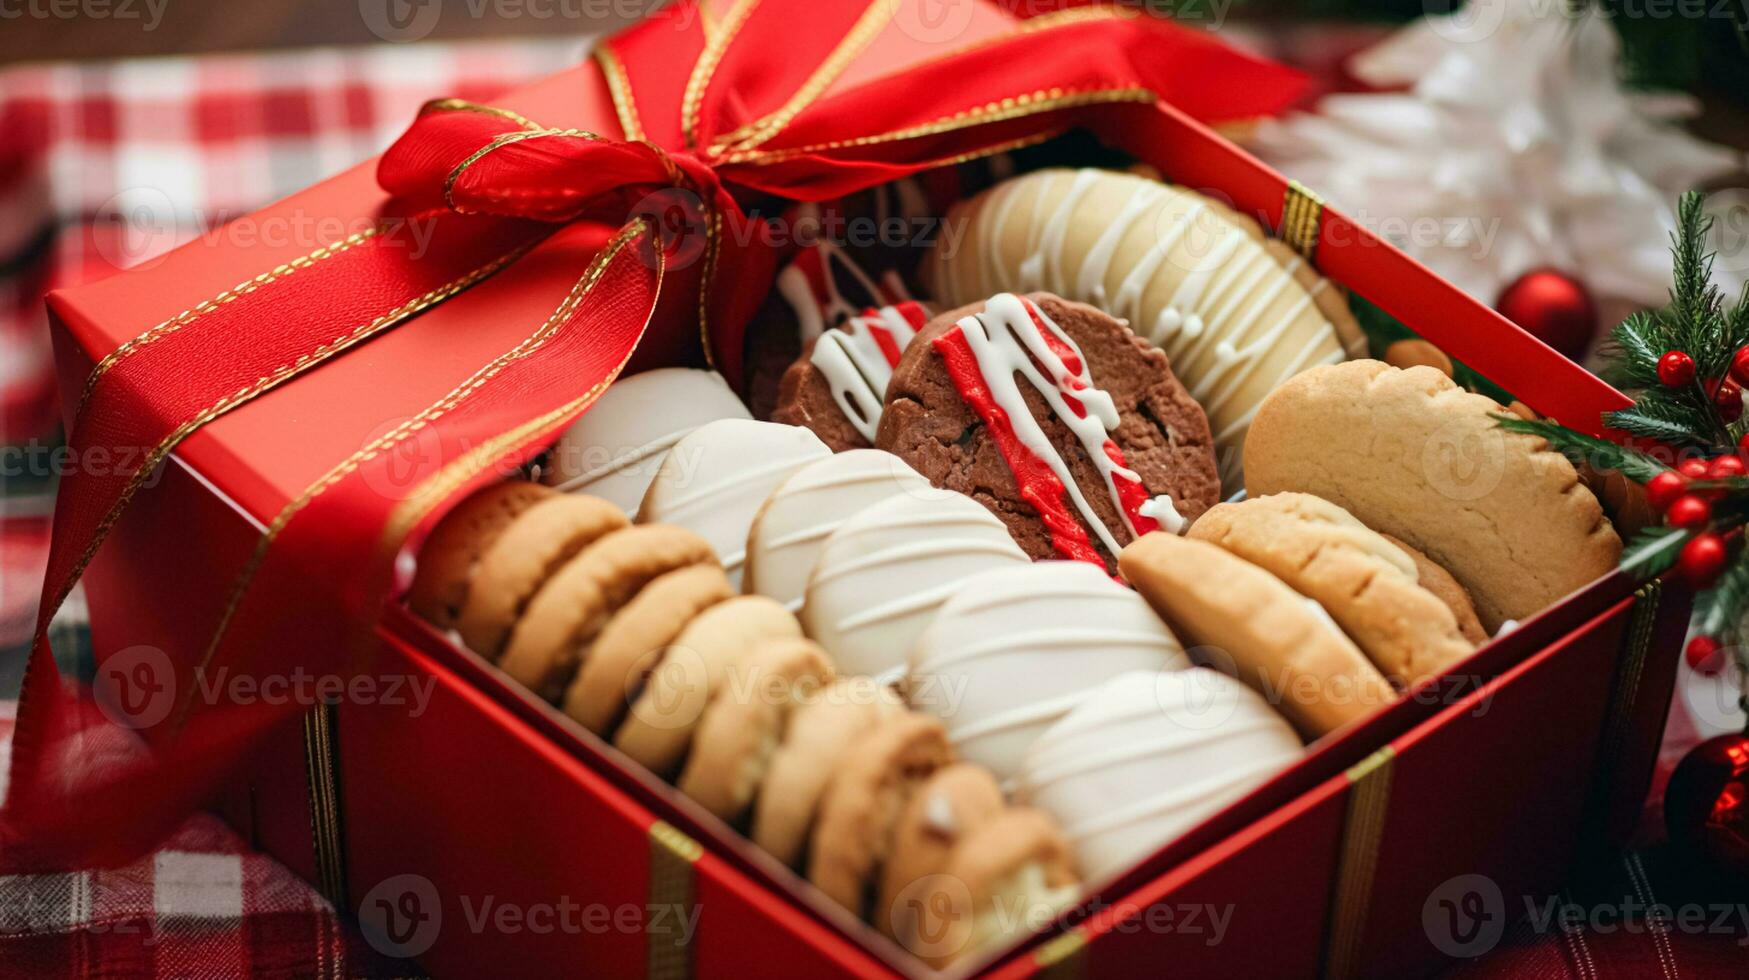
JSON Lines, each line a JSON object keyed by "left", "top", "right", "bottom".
{"left": 771, "top": 301, "right": 931, "bottom": 452}
{"left": 875, "top": 292, "right": 1219, "bottom": 573}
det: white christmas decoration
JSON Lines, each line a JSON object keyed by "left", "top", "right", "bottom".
{"left": 1244, "top": 0, "right": 1744, "bottom": 311}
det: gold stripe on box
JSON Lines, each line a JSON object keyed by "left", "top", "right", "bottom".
{"left": 1282, "top": 180, "right": 1325, "bottom": 264}
{"left": 302, "top": 699, "right": 349, "bottom": 910}
{"left": 1323, "top": 745, "right": 1396, "bottom": 980}
{"left": 1580, "top": 580, "right": 1663, "bottom": 843}
{"left": 648, "top": 820, "right": 702, "bottom": 980}
{"left": 1034, "top": 927, "right": 1087, "bottom": 979}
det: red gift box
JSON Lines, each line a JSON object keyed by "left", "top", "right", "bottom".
{"left": 31, "top": 1, "right": 1688, "bottom": 976}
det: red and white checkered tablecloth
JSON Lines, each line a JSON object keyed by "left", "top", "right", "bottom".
{"left": 2, "top": 28, "right": 1747, "bottom": 980}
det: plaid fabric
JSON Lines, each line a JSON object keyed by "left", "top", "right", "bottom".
{"left": 0, "top": 706, "right": 412, "bottom": 978}
{"left": 0, "top": 37, "right": 586, "bottom": 444}
{"left": 1, "top": 26, "right": 1746, "bottom": 980}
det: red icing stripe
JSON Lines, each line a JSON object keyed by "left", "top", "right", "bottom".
{"left": 895, "top": 300, "right": 929, "bottom": 330}
{"left": 858, "top": 306, "right": 906, "bottom": 366}
{"left": 933, "top": 324, "right": 1108, "bottom": 568}
{"left": 1104, "top": 440, "right": 1159, "bottom": 535}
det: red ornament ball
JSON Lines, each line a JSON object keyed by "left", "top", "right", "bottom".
{"left": 1496, "top": 268, "right": 1599, "bottom": 361}
{"left": 1739, "top": 430, "right": 1749, "bottom": 457}
{"left": 1685, "top": 635, "right": 1727, "bottom": 673}
{"left": 1647, "top": 471, "right": 1689, "bottom": 512}
{"left": 1680, "top": 533, "right": 1729, "bottom": 587}
{"left": 1733, "top": 346, "right": 1749, "bottom": 385}
{"left": 1665, "top": 732, "right": 1749, "bottom": 877}
{"left": 1680, "top": 458, "right": 1712, "bottom": 480}
{"left": 1710, "top": 454, "right": 1747, "bottom": 480}
{"left": 1715, "top": 378, "right": 1745, "bottom": 423}
{"left": 1659, "top": 350, "right": 1698, "bottom": 387}
{"left": 1668, "top": 494, "right": 1713, "bottom": 530}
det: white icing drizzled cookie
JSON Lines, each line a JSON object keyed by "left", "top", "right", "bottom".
{"left": 908, "top": 561, "right": 1190, "bottom": 782}
{"left": 543, "top": 367, "right": 751, "bottom": 513}
{"left": 1019, "top": 669, "right": 1302, "bottom": 883}
{"left": 636, "top": 419, "right": 830, "bottom": 589}
{"left": 802, "top": 492, "right": 1028, "bottom": 680}
{"left": 927, "top": 168, "right": 1363, "bottom": 486}
{"left": 745, "top": 449, "right": 942, "bottom": 612}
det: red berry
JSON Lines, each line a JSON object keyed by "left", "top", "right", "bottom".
{"left": 1679, "top": 533, "right": 1728, "bottom": 588}
{"left": 1715, "top": 378, "right": 1745, "bottom": 423}
{"left": 1685, "top": 635, "right": 1727, "bottom": 674}
{"left": 1732, "top": 346, "right": 1749, "bottom": 385}
{"left": 1739, "top": 430, "right": 1749, "bottom": 457}
{"left": 1710, "top": 454, "right": 1747, "bottom": 480}
{"left": 1667, "top": 494, "right": 1712, "bottom": 530}
{"left": 1679, "top": 458, "right": 1711, "bottom": 479}
{"left": 1647, "top": 470, "right": 1689, "bottom": 512}
{"left": 1659, "top": 350, "right": 1697, "bottom": 386}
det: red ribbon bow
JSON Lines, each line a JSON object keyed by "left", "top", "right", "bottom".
{"left": 3, "top": 0, "right": 1305, "bottom": 872}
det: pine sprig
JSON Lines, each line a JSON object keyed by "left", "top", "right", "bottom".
{"left": 1621, "top": 526, "right": 1690, "bottom": 580}
{"left": 1495, "top": 415, "right": 1670, "bottom": 482}
{"left": 1694, "top": 553, "right": 1749, "bottom": 641}
{"left": 1603, "top": 389, "right": 1716, "bottom": 448}
{"left": 1597, "top": 309, "right": 1667, "bottom": 391}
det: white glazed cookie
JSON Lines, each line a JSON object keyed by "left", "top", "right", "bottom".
{"left": 543, "top": 367, "right": 752, "bottom": 512}
{"left": 926, "top": 168, "right": 1363, "bottom": 485}
{"left": 907, "top": 561, "right": 1189, "bottom": 782}
{"left": 803, "top": 492, "right": 1029, "bottom": 681}
{"left": 1019, "top": 670, "right": 1302, "bottom": 883}
{"left": 744, "top": 449, "right": 942, "bottom": 612}
{"left": 637, "top": 419, "right": 831, "bottom": 590}
{"left": 1243, "top": 360, "right": 1623, "bottom": 631}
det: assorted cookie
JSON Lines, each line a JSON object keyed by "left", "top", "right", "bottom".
{"left": 407, "top": 159, "right": 1630, "bottom": 969}
{"left": 878, "top": 292, "right": 1220, "bottom": 574}
{"left": 907, "top": 560, "right": 1190, "bottom": 781}
{"left": 925, "top": 167, "right": 1365, "bottom": 485}
{"left": 1243, "top": 359, "right": 1623, "bottom": 632}
{"left": 541, "top": 367, "right": 752, "bottom": 512}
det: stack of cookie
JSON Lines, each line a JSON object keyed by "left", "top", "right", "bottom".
{"left": 409, "top": 482, "right": 1083, "bottom": 967}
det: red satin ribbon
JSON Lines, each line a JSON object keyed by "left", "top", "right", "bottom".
{"left": 2, "top": 0, "right": 1306, "bottom": 871}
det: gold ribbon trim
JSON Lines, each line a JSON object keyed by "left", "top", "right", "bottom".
{"left": 1033, "top": 926, "right": 1087, "bottom": 979}
{"left": 1323, "top": 745, "right": 1396, "bottom": 980}
{"left": 648, "top": 820, "right": 702, "bottom": 980}
{"left": 681, "top": 0, "right": 759, "bottom": 150}
{"left": 1282, "top": 180, "right": 1325, "bottom": 264}
{"left": 302, "top": 699, "right": 349, "bottom": 910}
{"left": 594, "top": 47, "right": 647, "bottom": 142}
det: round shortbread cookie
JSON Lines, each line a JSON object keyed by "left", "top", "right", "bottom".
{"left": 907, "top": 561, "right": 1189, "bottom": 781}
{"left": 1019, "top": 669, "right": 1301, "bottom": 884}
{"left": 614, "top": 595, "right": 802, "bottom": 777}
{"left": 744, "top": 449, "right": 941, "bottom": 612}
{"left": 904, "top": 808, "right": 1080, "bottom": 969}
{"left": 497, "top": 525, "right": 715, "bottom": 702}
{"left": 637, "top": 419, "right": 831, "bottom": 589}
{"left": 408, "top": 480, "right": 555, "bottom": 629}
{"left": 751, "top": 677, "right": 905, "bottom": 869}
{"left": 1242, "top": 360, "right": 1623, "bottom": 631}
{"left": 1379, "top": 533, "right": 1488, "bottom": 646}
{"left": 1187, "top": 493, "right": 1476, "bottom": 689}
{"left": 926, "top": 168, "right": 1362, "bottom": 486}
{"left": 809, "top": 714, "right": 954, "bottom": 920}
{"left": 542, "top": 367, "right": 751, "bottom": 513}
{"left": 803, "top": 492, "right": 1029, "bottom": 681}
{"left": 878, "top": 764, "right": 1005, "bottom": 942}
{"left": 677, "top": 637, "right": 836, "bottom": 824}
{"left": 453, "top": 495, "right": 629, "bottom": 659}
{"left": 562, "top": 563, "right": 734, "bottom": 737}
{"left": 1117, "top": 533, "right": 1395, "bottom": 738}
